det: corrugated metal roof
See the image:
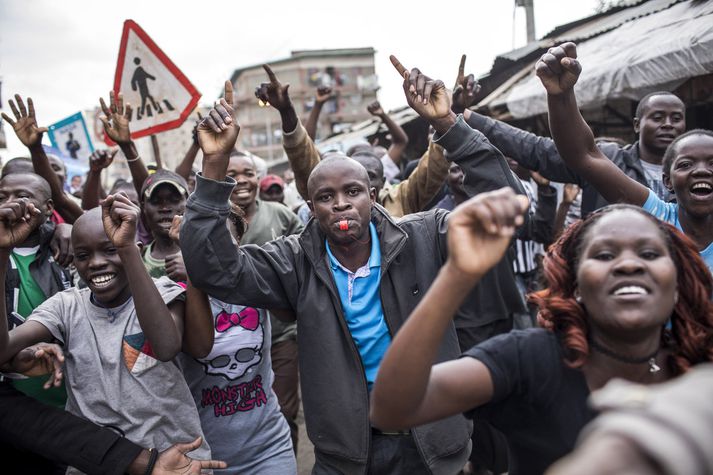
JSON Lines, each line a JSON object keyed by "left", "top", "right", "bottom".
{"left": 316, "top": 105, "right": 418, "bottom": 152}
{"left": 478, "top": 0, "right": 709, "bottom": 117}
{"left": 490, "top": 0, "right": 684, "bottom": 69}
{"left": 544, "top": 0, "right": 684, "bottom": 43}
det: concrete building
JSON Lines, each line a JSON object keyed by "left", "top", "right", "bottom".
{"left": 229, "top": 47, "right": 379, "bottom": 169}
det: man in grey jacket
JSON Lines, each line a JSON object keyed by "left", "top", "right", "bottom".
{"left": 462, "top": 88, "right": 685, "bottom": 217}
{"left": 181, "top": 67, "right": 524, "bottom": 473}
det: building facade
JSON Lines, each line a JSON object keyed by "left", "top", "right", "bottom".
{"left": 230, "top": 47, "right": 378, "bottom": 167}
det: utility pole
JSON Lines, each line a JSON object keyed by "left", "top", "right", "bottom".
{"left": 516, "top": 0, "right": 536, "bottom": 43}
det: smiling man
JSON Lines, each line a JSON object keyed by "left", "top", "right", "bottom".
{"left": 139, "top": 169, "right": 189, "bottom": 281}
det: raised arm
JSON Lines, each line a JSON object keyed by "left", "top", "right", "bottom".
{"left": 0, "top": 201, "right": 54, "bottom": 365}
{"left": 169, "top": 215, "right": 214, "bottom": 358}
{"left": 256, "top": 65, "right": 320, "bottom": 201}
{"left": 368, "top": 101, "right": 408, "bottom": 166}
{"left": 99, "top": 91, "right": 149, "bottom": 197}
{"left": 174, "top": 116, "right": 201, "bottom": 180}
{"left": 553, "top": 183, "right": 581, "bottom": 239}
{"left": 181, "top": 81, "right": 296, "bottom": 310}
{"left": 451, "top": 54, "right": 481, "bottom": 116}
{"left": 390, "top": 56, "right": 525, "bottom": 207}
{"left": 2, "top": 95, "right": 83, "bottom": 223}
{"left": 523, "top": 172, "right": 558, "bottom": 246}
{"left": 101, "top": 193, "right": 183, "bottom": 361}
{"left": 537, "top": 43, "right": 648, "bottom": 206}
{"left": 370, "top": 188, "right": 529, "bottom": 430}
{"left": 304, "top": 86, "right": 333, "bottom": 141}
{"left": 81, "top": 149, "right": 116, "bottom": 210}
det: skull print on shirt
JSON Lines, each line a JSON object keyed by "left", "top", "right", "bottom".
{"left": 199, "top": 306, "right": 264, "bottom": 381}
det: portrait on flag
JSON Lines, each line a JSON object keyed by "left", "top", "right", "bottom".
{"left": 47, "top": 112, "right": 95, "bottom": 163}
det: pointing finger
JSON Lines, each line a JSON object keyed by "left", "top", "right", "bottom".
{"left": 262, "top": 64, "right": 278, "bottom": 84}
{"left": 458, "top": 54, "right": 466, "bottom": 80}
{"left": 389, "top": 55, "right": 408, "bottom": 78}
{"left": 224, "top": 80, "right": 234, "bottom": 106}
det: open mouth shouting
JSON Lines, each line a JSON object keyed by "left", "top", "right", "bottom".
{"left": 689, "top": 181, "right": 713, "bottom": 198}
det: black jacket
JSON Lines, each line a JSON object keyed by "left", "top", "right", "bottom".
{"left": 465, "top": 112, "right": 672, "bottom": 217}
{"left": 182, "top": 116, "right": 527, "bottom": 474}
{"left": 0, "top": 381, "right": 141, "bottom": 474}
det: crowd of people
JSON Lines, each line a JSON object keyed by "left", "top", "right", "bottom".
{"left": 0, "top": 40, "right": 712, "bottom": 475}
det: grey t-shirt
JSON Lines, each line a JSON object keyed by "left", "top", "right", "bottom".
{"left": 28, "top": 277, "right": 210, "bottom": 459}
{"left": 178, "top": 298, "right": 295, "bottom": 474}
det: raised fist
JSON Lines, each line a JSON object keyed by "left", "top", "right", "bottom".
{"left": 535, "top": 42, "right": 582, "bottom": 96}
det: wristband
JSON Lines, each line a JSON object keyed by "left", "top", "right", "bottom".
{"left": 126, "top": 155, "right": 141, "bottom": 163}
{"left": 143, "top": 447, "right": 159, "bottom": 475}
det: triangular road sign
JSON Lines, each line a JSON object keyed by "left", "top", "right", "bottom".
{"left": 108, "top": 20, "right": 200, "bottom": 143}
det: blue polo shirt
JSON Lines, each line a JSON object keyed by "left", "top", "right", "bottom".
{"left": 326, "top": 222, "right": 392, "bottom": 389}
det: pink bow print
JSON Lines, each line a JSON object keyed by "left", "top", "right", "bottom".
{"left": 215, "top": 308, "right": 259, "bottom": 333}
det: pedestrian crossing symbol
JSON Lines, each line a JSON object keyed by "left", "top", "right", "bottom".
{"left": 108, "top": 19, "right": 201, "bottom": 143}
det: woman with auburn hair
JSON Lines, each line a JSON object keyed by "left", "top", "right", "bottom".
{"left": 370, "top": 189, "right": 713, "bottom": 475}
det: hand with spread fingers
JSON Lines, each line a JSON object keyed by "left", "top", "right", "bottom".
{"left": 153, "top": 437, "right": 227, "bottom": 474}
{"left": 197, "top": 80, "right": 239, "bottom": 159}
{"left": 255, "top": 65, "right": 293, "bottom": 112}
{"left": 389, "top": 55, "right": 454, "bottom": 133}
{"left": 447, "top": 188, "right": 529, "bottom": 279}
{"left": 1, "top": 95, "right": 48, "bottom": 148}
{"left": 452, "top": 55, "right": 481, "bottom": 114}
{"left": 99, "top": 91, "right": 134, "bottom": 145}
{"left": 9, "top": 343, "right": 65, "bottom": 389}
{"left": 535, "top": 42, "right": 582, "bottom": 96}
{"left": 101, "top": 193, "right": 141, "bottom": 250}
{"left": 0, "top": 199, "right": 43, "bottom": 250}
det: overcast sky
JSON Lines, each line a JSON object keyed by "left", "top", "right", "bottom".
{"left": 0, "top": 0, "right": 599, "bottom": 158}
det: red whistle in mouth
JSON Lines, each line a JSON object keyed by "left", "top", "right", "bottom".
{"left": 339, "top": 220, "right": 349, "bottom": 231}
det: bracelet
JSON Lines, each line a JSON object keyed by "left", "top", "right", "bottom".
{"left": 143, "top": 447, "right": 159, "bottom": 475}
{"left": 126, "top": 155, "right": 141, "bottom": 163}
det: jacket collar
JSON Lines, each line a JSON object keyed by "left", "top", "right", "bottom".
{"left": 300, "top": 203, "right": 408, "bottom": 272}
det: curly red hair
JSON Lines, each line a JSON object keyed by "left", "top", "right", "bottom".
{"left": 530, "top": 205, "right": 713, "bottom": 374}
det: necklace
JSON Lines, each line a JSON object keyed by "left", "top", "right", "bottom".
{"left": 589, "top": 339, "right": 661, "bottom": 373}
{"left": 90, "top": 294, "right": 132, "bottom": 323}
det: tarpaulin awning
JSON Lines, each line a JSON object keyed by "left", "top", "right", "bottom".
{"left": 485, "top": 0, "right": 713, "bottom": 118}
